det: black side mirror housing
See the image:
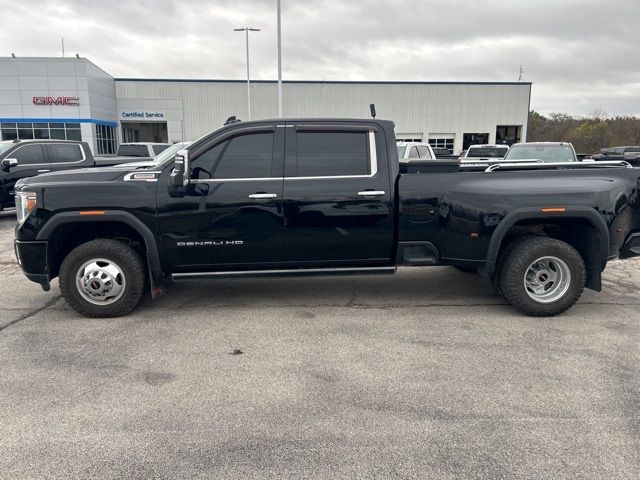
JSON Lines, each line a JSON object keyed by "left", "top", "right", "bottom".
{"left": 169, "top": 152, "right": 187, "bottom": 188}
{"left": 1, "top": 158, "right": 18, "bottom": 171}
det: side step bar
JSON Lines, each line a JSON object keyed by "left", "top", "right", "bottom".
{"left": 172, "top": 266, "right": 396, "bottom": 281}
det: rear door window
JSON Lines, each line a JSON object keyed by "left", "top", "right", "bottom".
{"left": 295, "top": 131, "right": 370, "bottom": 177}
{"left": 48, "top": 144, "right": 83, "bottom": 163}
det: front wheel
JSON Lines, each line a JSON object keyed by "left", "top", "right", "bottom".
{"left": 59, "top": 239, "right": 146, "bottom": 318}
{"left": 498, "top": 236, "right": 586, "bottom": 316}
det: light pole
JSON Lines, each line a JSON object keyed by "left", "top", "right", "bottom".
{"left": 277, "top": 0, "right": 282, "bottom": 117}
{"left": 234, "top": 26, "right": 260, "bottom": 120}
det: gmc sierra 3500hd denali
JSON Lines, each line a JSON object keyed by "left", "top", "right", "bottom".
{"left": 12, "top": 118, "right": 640, "bottom": 317}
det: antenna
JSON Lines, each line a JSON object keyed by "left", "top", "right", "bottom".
{"left": 370, "top": 103, "right": 377, "bottom": 119}
{"left": 518, "top": 65, "right": 524, "bottom": 82}
{"left": 61, "top": 37, "right": 65, "bottom": 57}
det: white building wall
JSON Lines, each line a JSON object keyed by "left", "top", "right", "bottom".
{"left": 115, "top": 80, "right": 531, "bottom": 153}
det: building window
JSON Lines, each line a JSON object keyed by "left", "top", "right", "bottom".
{"left": 428, "top": 136, "right": 455, "bottom": 154}
{"left": 0, "top": 122, "right": 82, "bottom": 142}
{"left": 96, "top": 124, "right": 117, "bottom": 155}
{"left": 496, "top": 125, "right": 522, "bottom": 146}
{"left": 396, "top": 134, "right": 423, "bottom": 143}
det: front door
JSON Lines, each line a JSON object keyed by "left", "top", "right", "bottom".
{"left": 155, "top": 126, "right": 285, "bottom": 272}
{"left": 281, "top": 124, "right": 393, "bottom": 266}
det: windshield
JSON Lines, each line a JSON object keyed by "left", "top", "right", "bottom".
{"left": 466, "top": 146, "right": 508, "bottom": 158}
{"left": 505, "top": 145, "right": 575, "bottom": 163}
{"left": 397, "top": 146, "right": 407, "bottom": 158}
{"left": 150, "top": 142, "right": 190, "bottom": 166}
{"left": 0, "top": 143, "right": 15, "bottom": 156}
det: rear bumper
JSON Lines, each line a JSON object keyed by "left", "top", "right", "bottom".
{"left": 14, "top": 240, "right": 50, "bottom": 286}
{"left": 619, "top": 233, "right": 640, "bottom": 259}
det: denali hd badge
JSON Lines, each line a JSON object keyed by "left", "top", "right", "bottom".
{"left": 177, "top": 241, "right": 244, "bottom": 246}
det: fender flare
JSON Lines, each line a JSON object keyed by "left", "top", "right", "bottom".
{"left": 36, "top": 210, "right": 164, "bottom": 293}
{"left": 481, "top": 206, "right": 610, "bottom": 279}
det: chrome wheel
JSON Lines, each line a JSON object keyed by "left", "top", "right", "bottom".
{"left": 75, "top": 258, "right": 126, "bottom": 306}
{"left": 523, "top": 256, "right": 571, "bottom": 304}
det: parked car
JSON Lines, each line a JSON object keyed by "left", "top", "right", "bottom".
{"left": 13, "top": 119, "right": 640, "bottom": 318}
{"left": 504, "top": 142, "right": 578, "bottom": 163}
{"left": 592, "top": 146, "right": 640, "bottom": 166}
{"left": 461, "top": 144, "right": 509, "bottom": 161}
{"left": 94, "top": 142, "right": 172, "bottom": 167}
{"left": 116, "top": 142, "right": 170, "bottom": 158}
{"left": 115, "top": 142, "right": 192, "bottom": 169}
{"left": 0, "top": 139, "right": 94, "bottom": 211}
{"left": 397, "top": 142, "right": 435, "bottom": 162}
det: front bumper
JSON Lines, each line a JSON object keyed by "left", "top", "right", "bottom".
{"left": 619, "top": 233, "right": 640, "bottom": 259}
{"left": 14, "top": 240, "right": 50, "bottom": 287}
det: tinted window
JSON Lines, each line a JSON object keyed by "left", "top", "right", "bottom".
{"left": 417, "top": 146, "right": 433, "bottom": 159}
{"left": 408, "top": 147, "right": 419, "bottom": 159}
{"left": 118, "top": 145, "right": 149, "bottom": 157}
{"left": 152, "top": 145, "right": 169, "bottom": 155}
{"left": 296, "top": 131, "right": 369, "bottom": 177}
{"left": 466, "top": 147, "right": 508, "bottom": 158}
{"left": 12, "top": 144, "right": 45, "bottom": 165}
{"left": 191, "top": 132, "right": 274, "bottom": 180}
{"left": 49, "top": 144, "right": 83, "bottom": 163}
{"left": 397, "top": 145, "right": 407, "bottom": 158}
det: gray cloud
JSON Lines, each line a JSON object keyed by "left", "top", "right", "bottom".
{"left": 1, "top": 0, "right": 638, "bottom": 115}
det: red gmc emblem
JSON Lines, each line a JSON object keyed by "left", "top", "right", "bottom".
{"left": 32, "top": 96, "right": 80, "bottom": 106}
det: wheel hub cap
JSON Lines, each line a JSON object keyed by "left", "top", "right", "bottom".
{"left": 76, "top": 258, "right": 126, "bottom": 306}
{"left": 524, "top": 256, "right": 571, "bottom": 304}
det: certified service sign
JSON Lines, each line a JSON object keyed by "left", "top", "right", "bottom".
{"left": 121, "top": 111, "right": 165, "bottom": 119}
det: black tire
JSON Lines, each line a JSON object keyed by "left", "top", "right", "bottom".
{"left": 59, "top": 239, "right": 146, "bottom": 318}
{"left": 491, "top": 235, "right": 534, "bottom": 297}
{"left": 498, "top": 236, "right": 586, "bottom": 316}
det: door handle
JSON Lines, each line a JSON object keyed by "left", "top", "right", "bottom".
{"left": 248, "top": 193, "right": 278, "bottom": 199}
{"left": 357, "top": 190, "right": 386, "bottom": 197}
{"left": 37, "top": 169, "right": 50, "bottom": 173}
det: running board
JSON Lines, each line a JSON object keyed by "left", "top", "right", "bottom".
{"left": 172, "top": 266, "right": 396, "bottom": 281}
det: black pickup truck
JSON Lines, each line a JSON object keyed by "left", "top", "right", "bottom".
{"left": 13, "top": 119, "right": 640, "bottom": 318}
{"left": 0, "top": 140, "right": 95, "bottom": 211}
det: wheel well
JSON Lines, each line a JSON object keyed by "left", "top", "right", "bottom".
{"left": 47, "top": 221, "right": 147, "bottom": 279}
{"left": 496, "top": 218, "right": 603, "bottom": 291}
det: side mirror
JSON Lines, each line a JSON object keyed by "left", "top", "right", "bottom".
{"left": 1, "top": 158, "right": 18, "bottom": 171}
{"left": 169, "top": 149, "right": 189, "bottom": 188}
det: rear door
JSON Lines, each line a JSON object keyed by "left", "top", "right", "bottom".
{"left": 155, "top": 125, "right": 286, "bottom": 271}
{"left": 281, "top": 123, "right": 393, "bottom": 266}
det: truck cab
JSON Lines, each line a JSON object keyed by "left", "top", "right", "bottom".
{"left": 0, "top": 139, "right": 93, "bottom": 211}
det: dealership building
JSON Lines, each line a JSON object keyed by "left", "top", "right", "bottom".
{"left": 0, "top": 56, "right": 531, "bottom": 155}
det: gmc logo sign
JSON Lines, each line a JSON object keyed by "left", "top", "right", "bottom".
{"left": 32, "top": 96, "right": 80, "bottom": 106}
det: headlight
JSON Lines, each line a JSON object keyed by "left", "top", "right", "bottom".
{"left": 16, "top": 191, "right": 37, "bottom": 225}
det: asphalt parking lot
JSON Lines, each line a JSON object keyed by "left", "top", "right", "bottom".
{"left": 0, "top": 210, "right": 639, "bottom": 479}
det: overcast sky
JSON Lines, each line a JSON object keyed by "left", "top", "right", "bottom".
{"left": 2, "top": 0, "right": 638, "bottom": 116}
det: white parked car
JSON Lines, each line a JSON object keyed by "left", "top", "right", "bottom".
{"left": 397, "top": 142, "right": 436, "bottom": 162}
{"left": 461, "top": 144, "right": 510, "bottom": 162}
